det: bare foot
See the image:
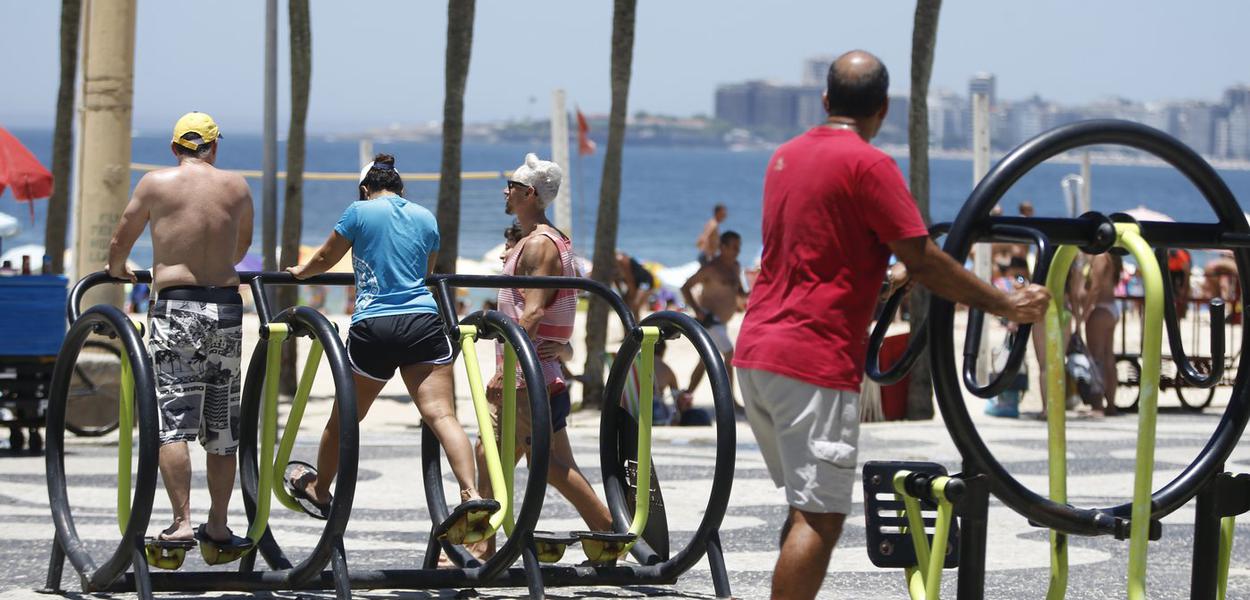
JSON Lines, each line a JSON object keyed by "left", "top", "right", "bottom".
{"left": 203, "top": 521, "right": 234, "bottom": 543}
{"left": 303, "top": 477, "right": 331, "bottom": 505}
{"left": 159, "top": 521, "right": 194, "bottom": 542}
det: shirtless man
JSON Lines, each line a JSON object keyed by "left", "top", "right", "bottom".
{"left": 107, "top": 112, "right": 253, "bottom": 547}
{"left": 682, "top": 230, "right": 748, "bottom": 393}
{"left": 695, "top": 203, "right": 727, "bottom": 265}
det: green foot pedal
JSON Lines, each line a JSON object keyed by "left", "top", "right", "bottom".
{"left": 532, "top": 530, "right": 579, "bottom": 563}
{"left": 194, "top": 524, "right": 254, "bottom": 565}
{"left": 433, "top": 498, "right": 500, "bottom": 545}
{"left": 862, "top": 461, "right": 960, "bottom": 569}
{"left": 572, "top": 531, "right": 636, "bottom": 565}
{"left": 143, "top": 538, "right": 195, "bottom": 570}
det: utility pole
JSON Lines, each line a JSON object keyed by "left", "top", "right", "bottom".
{"left": 74, "top": 0, "right": 136, "bottom": 308}
{"left": 550, "top": 89, "right": 572, "bottom": 240}
{"left": 972, "top": 91, "right": 992, "bottom": 384}
{"left": 262, "top": 0, "right": 278, "bottom": 272}
{"left": 1080, "top": 151, "right": 1092, "bottom": 214}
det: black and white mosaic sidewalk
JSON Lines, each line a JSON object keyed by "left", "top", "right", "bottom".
{"left": 4, "top": 402, "right": 1250, "bottom": 599}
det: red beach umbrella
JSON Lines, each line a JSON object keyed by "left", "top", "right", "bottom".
{"left": 0, "top": 127, "right": 54, "bottom": 220}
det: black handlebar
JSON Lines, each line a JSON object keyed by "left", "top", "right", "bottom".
{"left": 1156, "top": 248, "right": 1226, "bottom": 388}
{"left": 67, "top": 270, "right": 356, "bottom": 326}
{"left": 865, "top": 223, "right": 950, "bottom": 385}
{"left": 961, "top": 224, "right": 1053, "bottom": 398}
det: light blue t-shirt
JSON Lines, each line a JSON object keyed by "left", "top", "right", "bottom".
{"left": 334, "top": 195, "right": 440, "bottom": 323}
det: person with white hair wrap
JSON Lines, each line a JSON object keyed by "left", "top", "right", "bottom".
{"left": 470, "top": 152, "right": 614, "bottom": 559}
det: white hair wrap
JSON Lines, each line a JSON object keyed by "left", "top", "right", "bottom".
{"left": 510, "top": 152, "right": 563, "bottom": 209}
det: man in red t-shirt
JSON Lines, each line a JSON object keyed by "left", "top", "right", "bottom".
{"left": 734, "top": 50, "right": 1050, "bottom": 600}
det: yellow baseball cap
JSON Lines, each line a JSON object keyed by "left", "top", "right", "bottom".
{"left": 171, "top": 112, "right": 221, "bottom": 150}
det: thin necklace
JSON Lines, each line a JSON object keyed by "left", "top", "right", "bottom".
{"left": 824, "top": 120, "right": 857, "bottom": 131}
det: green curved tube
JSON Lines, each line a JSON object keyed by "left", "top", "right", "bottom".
{"left": 892, "top": 470, "right": 956, "bottom": 600}
{"left": 1218, "top": 516, "right": 1235, "bottom": 600}
{"left": 117, "top": 350, "right": 134, "bottom": 534}
{"left": 501, "top": 342, "right": 517, "bottom": 535}
{"left": 625, "top": 326, "right": 661, "bottom": 544}
{"left": 1044, "top": 245, "right": 1080, "bottom": 600}
{"left": 244, "top": 324, "right": 288, "bottom": 545}
{"left": 459, "top": 325, "right": 509, "bottom": 534}
{"left": 271, "top": 335, "right": 324, "bottom": 513}
{"left": 1120, "top": 224, "right": 1164, "bottom": 600}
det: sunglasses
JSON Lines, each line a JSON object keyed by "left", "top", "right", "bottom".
{"left": 507, "top": 180, "right": 533, "bottom": 192}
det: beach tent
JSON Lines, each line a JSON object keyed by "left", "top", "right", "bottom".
{"left": 1123, "top": 205, "right": 1174, "bottom": 223}
{"left": 0, "top": 211, "right": 17, "bottom": 238}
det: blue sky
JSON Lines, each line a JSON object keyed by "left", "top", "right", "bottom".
{"left": 3, "top": 1, "right": 1249, "bottom": 134}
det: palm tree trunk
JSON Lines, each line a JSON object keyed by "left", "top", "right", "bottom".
{"left": 278, "top": 0, "right": 311, "bottom": 395}
{"left": 906, "top": 0, "right": 942, "bottom": 420}
{"left": 45, "top": 0, "right": 82, "bottom": 275}
{"left": 581, "top": 0, "right": 637, "bottom": 409}
{"left": 434, "top": 0, "right": 476, "bottom": 276}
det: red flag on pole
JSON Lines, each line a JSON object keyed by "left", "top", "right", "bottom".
{"left": 576, "top": 108, "right": 596, "bottom": 156}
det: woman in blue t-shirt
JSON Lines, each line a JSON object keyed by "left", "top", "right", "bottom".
{"left": 287, "top": 154, "right": 494, "bottom": 541}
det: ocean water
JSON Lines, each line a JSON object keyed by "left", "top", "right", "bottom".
{"left": 6, "top": 127, "right": 1250, "bottom": 271}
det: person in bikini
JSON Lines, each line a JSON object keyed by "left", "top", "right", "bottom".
{"left": 1077, "top": 252, "right": 1123, "bottom": 416}
{"left": 107, "top": 112, "right": 253, "bottom": 549}
{"left": 681, "top": 230, "right": 748, "bottom": 394}
{"left": 287, "top": 154, "right": 492, "bottom": 542}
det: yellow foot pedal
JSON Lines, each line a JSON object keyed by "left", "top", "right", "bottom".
{"left": 572, "top": 531, "right": 636, "bottom": 565}
{"left": 433, "top": 498, "right": 501, "bottom": 545}
{"left": 143, "top": 537, "right": 195, "bottom": 570}
{"left": 194, "top": 524, "right": 254, "bottom": 565}
{"left": 532, "top": 530, "right": 579, "bottom": 563}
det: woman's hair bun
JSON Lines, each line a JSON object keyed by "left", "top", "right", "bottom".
{"left": 373, "top": 153, "right": 396, "bottom": 167}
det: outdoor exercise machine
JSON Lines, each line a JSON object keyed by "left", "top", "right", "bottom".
{"left": 865, "top": 119, "right": 1250, "bottom": 600}
{"left": 422, "top": 274, "right": 737, "bottom": 599}
{"left": 42, "top": 270, "right": 737, "bottom": 599}
{"left": 44, "top": 270, "right": 359, "bottom": 597}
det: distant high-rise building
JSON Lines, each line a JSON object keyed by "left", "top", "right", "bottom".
{"left": 1224, "top": 85, "right": 1250, "bottom": 111}
{"left": 1169, "top": 102, "right": 1217, "bottom": 155}
{"left": 969, "top": 73, "right": 996, "bottom": 106}
{"left": 802, "top": 56, "right": 834, "bottom": 87}
{"left": 1227, "top": 105, "right": 1250, "bottom": 159}
{"left": 714, "top": 83, "right": 754, "bottom": 128}
{"left": 714, "top": 80, "right": 821, "bottom": 136}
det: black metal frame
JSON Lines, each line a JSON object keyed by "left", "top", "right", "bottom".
{"left": 44, "top": 303, "right": 159, "bottom": 594}
{"left": 861, "top": 119, "right": 1250, "bottom": 598}
{"left": 50, "top": 270, "right": 737, "bottom": 598}
{"left": 424, "top": 274, "right": 737, "bottom": 598}
{"left": 931, "top": 120, "right": 1250, "bottom": 537}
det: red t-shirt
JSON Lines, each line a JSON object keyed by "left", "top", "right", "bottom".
{"left": 734, "top": 127, "right": 928, "bottom": 391}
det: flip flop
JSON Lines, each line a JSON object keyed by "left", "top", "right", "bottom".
{"left": 194, "top": 524, "right": 253, "bottom": 565}
{"left": 284, "top": 460, "right": 332, "bottom": 520}
{"left": 433, "top": 498, "right": 500, "bottom": 545}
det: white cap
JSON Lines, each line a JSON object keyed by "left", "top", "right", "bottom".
{"left": 510, "top": 153, "right": 562, "bottom": 209}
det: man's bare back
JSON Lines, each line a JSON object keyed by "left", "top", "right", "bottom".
{"left": 109, "top": 160, "right": 253, "bottom": 292}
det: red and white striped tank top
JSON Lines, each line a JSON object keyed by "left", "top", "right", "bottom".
{"left": 497, "top": 228, "right": 578, "bottom": 390}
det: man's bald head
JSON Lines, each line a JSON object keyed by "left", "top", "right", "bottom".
{"left": 825, "top": 50, "right": 889, "bottom": 119}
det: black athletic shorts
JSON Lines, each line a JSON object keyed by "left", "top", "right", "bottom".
{"left": 346, "top": 312, "right": 453, "bottom": 381}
